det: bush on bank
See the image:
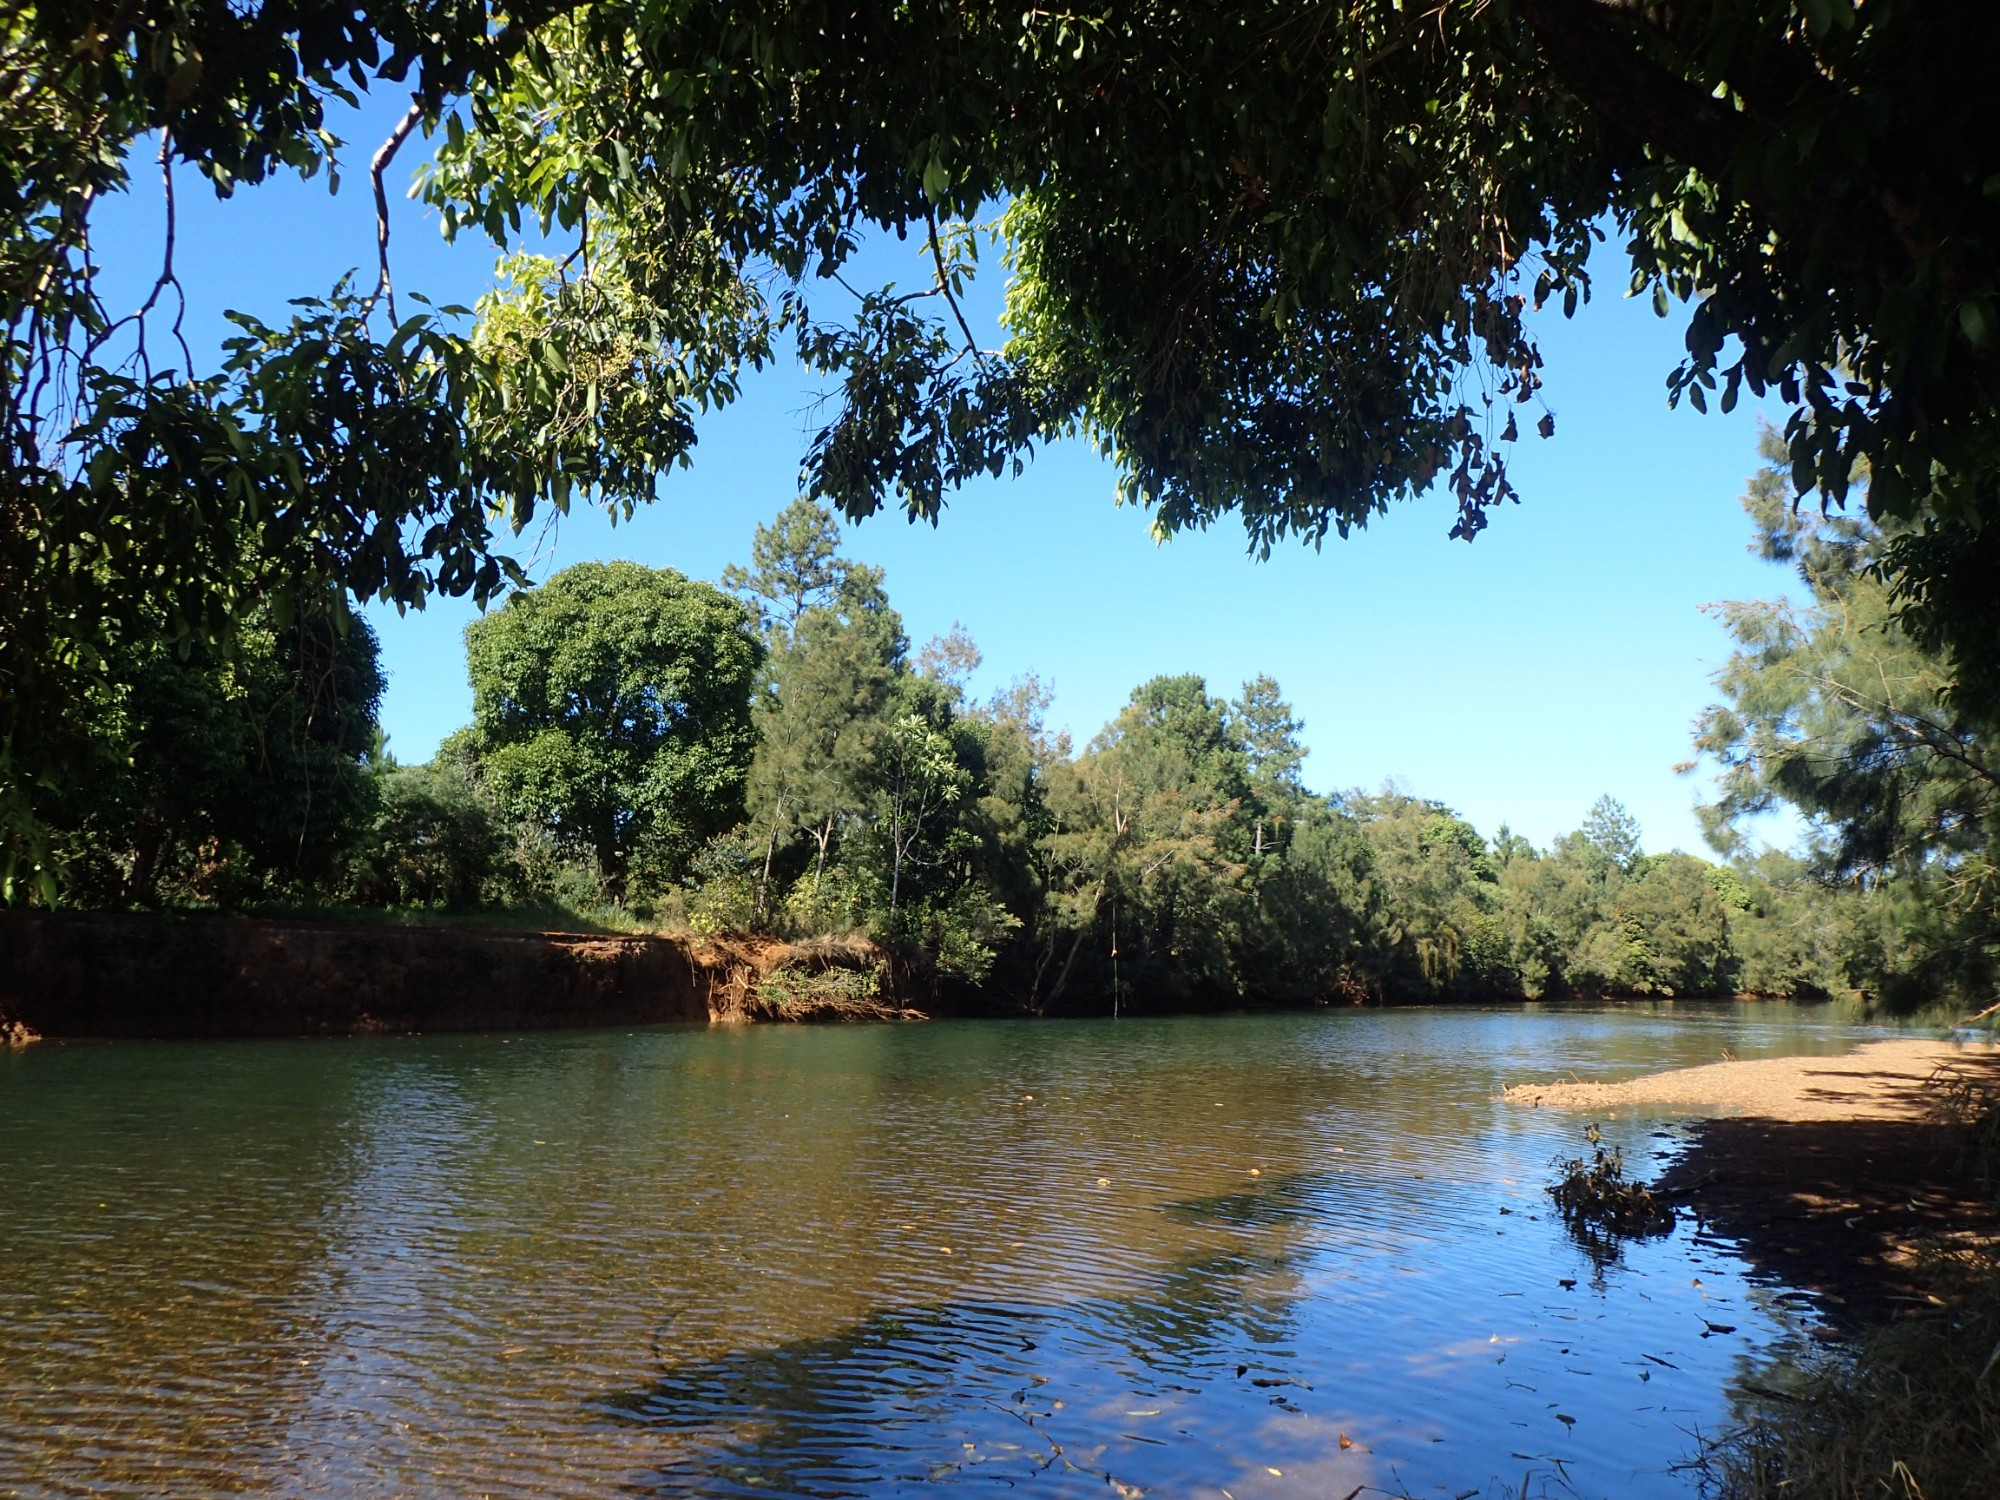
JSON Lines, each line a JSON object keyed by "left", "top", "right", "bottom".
{"left": 18, "top": 487, "right": 1997, "bottom": 1018}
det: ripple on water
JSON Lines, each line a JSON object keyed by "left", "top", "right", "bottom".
{"left": 0, "top": 1004, "right": 1893, "bottom": 1497}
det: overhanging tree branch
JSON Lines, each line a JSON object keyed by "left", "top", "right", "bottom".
{"left": 371, "top": 100, "right": 425, "bottom": 326}
{"left": 925, "top": 207, "right": 982, "bottom": 359}
{"left": 1513, "top": 0, "right": 1754, "bottom": 191}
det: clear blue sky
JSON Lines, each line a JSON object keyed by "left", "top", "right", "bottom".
{"left": 90, "top": 97, "right": 1802, "bottom": 858}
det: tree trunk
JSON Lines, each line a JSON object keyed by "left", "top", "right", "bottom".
{"left": 889, "top": 825, "right": 903, "bottom": 917}
{"left": 1043, "top": 926, "right": 1090, "bottom": 1011}
{"left": 757, "top": 800, "right": 785, "bottom": 920}
{"left": 598, "top": 844, "right": 628, "bottom": 907}
{"left": 888, "top": 766, "right": 908, "bottom": 918}
{"left": 812, "top": 815, "right": 835, "bottom": 891}
{"left": 127, "top": 808, "right": 165, "bottom": 907}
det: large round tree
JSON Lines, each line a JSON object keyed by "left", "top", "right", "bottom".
{"left": 465, "top": 561, "right": 762, "bottom": 901}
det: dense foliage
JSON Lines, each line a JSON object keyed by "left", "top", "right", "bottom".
{"left": 8, "top": 2, "right": 2000, "bottom": 896}
{"left": 45, "top": 493, "right": 1965, "bottom": 1014}
{"left": 461, "top": 561, "right": 763, "bottom": 900}
{"left": 1694, "top": 435, "right": 2000, "bottom": 1011}
{"left": 24, "top": 480, "right": 1995, "bottom": 1015}
{"left": 38, "top": 605, "right": 385, "bottom": 908}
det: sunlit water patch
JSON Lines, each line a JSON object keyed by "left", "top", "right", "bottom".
{"left": 0, "top": 1004, "right": 1908, "bottom": 1497}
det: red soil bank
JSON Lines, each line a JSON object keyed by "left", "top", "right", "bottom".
{"left": 0, "top": 913, "right": 915, "bottom": 1039}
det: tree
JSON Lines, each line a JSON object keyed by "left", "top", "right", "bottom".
{"left": 1491, "top": 825, "right": 1539, "bottom": 870}
{"left": 1695, "top": 437, "right": 2000, "bottom": 1007}
{"left": 1345, "top": 790, "right": 1514, "bottom": 1000}
{"left": 463, "top": 561, "right": 762, "bottom": 902}
{"left": 916, "top": 623, "right": 983, "bottom": 704}
{"left": 1233, "top": 675, "right": 1307, "bottom": 860}
{"left": 1566, "top": 853, "right": 1735, "bottom": 997}
{"left": 964, "top": 673, "right": 1067, "bottom": 980}
{"left": 1580, "top": 795, "right": 1644, "bottom": 872}
{"left": 347, "top": 758, "right": 502, "bottom": 909}
{"left": 1242, "top": 800, "right": 1379, "bottom": 1004}
{"left": 744, "top": 569, "right": 904, "bottom": 914}
{"left": 722, "top": 498, "right": 856, "bottom": 640}
{"left": 417, "top": 2, "right": 2000, "bottom": 680}
{"left": 1, "top": 0, "right": 760, "bottom": 892}
{"left": 1049, "top": 676, "right": 1257, "bottom": 1006}
{"left": 41, "top": 605, "right": 383, "bottom": 906}
{"left": 13, "top": 4, "right": 2000, "bottom": 889}
{"left": 876, "top": 708, "right": 969, "bottom": 920}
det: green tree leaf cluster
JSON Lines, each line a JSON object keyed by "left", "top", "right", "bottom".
{"left": 1695, "top": 435, "right": 2000, "bottom": 1009}
{"left": 347, "top": 760, "right": 503, "bottom": 909}
{"left": 33, "top": 605, "right": 384, "bottom": 907}
{"left": 12, "top": 1, "right": 2000, "bottom": 896}
{"left": 463, "top": 560, "right": 763, "bottom": 902}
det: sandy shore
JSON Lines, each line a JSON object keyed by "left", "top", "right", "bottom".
{"left": 1504, "top": 1037, "right": 2000, "bottom": 1122}
{"left": 1512, "top": 1038, "right": 2000, "bottom": 1321}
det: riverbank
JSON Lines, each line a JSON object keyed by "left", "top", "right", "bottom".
{"left": 1503, "top": 1037, "right": 1988, "bottom": 1121}
{"left": 1509, "top": 1037, "right": 2000, "bottom": 1497}
{"left": 1507, "top": 1039, "right": 2000, "bottom": 1318}
{"left": 0, "top": 912, "right": 933, "bottom": 1040}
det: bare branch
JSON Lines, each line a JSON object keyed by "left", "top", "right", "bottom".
{"left": 925, "top": 207, "right": 982, "bottom": 358}
{"left": 87, "top": 130, "right": 191, "bottom": 382}
{"left": 371, "top": 100, "right": 425, "bottom": 326}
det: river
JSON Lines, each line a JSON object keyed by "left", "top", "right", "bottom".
{"left": 0, "top": 1004, "right": 1905, "bottom": 1498}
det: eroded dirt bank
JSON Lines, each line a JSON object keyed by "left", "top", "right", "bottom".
{"left": 1509, "top": 1038, "right": 2000, "bottom": 1323}
{"left": 0, "top": 912, "right": 928, "bottom": 1040}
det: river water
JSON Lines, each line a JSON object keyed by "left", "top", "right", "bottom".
{"left": 0, "top": 1004, "right": 1906, "bottom": 1498}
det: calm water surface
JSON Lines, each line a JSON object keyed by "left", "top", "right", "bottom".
{"left": 0, "top": 1004, "right": 1914, "bottom": 1498}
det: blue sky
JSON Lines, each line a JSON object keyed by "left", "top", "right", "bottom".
{"left": 90, "top": 98, "right": 1802, "bottom": 858}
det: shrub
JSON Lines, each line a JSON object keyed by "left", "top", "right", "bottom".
{"left": 350, "top": 763, "right": 500, "bottom": 908}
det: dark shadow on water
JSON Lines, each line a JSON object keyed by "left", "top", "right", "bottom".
{"left": 1158, "top": 1169, "right": 1341, "bottom": 1231}
{"left": 1659, "top": 1094, "right": 2000, "bottom": 1327}
{"left": 594, "top": 1237, "right": 1311, "bottom": 1496}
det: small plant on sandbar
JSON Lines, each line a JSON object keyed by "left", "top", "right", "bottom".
{"left": 1550, "top": 1124, "right": 1675, "bottom": 1243}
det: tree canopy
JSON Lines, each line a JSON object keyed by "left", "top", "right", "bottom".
{"left": 9, "top": 1, "right": 2000, "bottom": 886}
{"left": 463, "top": 560, "right": 762, "bottom": 899}
{"left": 36, "top": 604, "right": 384, "bottom": 908}
{"left": 1696, "top": 433, "right": 2000, "bottom": 1007}
{"left": 18, "top": 486, "right": 1948, "bottom": 1012}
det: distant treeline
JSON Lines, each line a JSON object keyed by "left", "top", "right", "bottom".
{"left": 28, "top": 445, "right": 1999, "bottom": 1014}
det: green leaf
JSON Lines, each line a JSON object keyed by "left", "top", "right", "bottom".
{"left": 1960, "top": 299, "right": 1995, "bottom": 348}
{"left": 922, "top": 155, "right": 951, "bottom": 203}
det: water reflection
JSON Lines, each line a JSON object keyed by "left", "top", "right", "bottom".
{"left": 607, "top": 1286, "right": 1295, "bottom": 1497}
{"left": 0, "top": 1004, "right": 1904, "bottom": 1497}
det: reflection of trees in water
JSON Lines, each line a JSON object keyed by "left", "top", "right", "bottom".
{"left": 1551, "top": 1190, "right": 1677, "bottom": 1280}
{"left": 8, "top": 1013, "right": 1857, "bottom": 1496}
{"left": 598, "top": 1233, "right": 1312, "bottom": 1498}
{"left": 277, "top": 1061, "right": 490, "bottom": 1483}
{"left": 1163, "top": 1167, "right": 1346, "bottom": 1231}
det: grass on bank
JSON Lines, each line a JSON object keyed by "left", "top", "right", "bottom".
{"left": 1698, "top": 1262, "right": 2000, "bottom": 1500}
{"left": 234, "top": 900, "right": 659, "bottom": 936}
